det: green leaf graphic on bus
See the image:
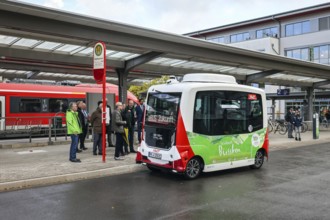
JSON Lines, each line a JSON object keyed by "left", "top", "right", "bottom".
{"left": 187, "top": 128, "right": 266, "bottom": 165}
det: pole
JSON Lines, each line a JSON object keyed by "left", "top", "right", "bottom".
{"left": 102, "top": 70, "right": 106, "bottom": 162}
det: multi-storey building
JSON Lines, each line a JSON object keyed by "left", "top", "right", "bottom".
{"left": 186, "top": 3, "right": 330, "bottom": 120}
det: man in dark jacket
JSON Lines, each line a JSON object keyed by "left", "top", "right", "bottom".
{"left": 77, "top": 101, "right": 88, "bottom": 151}
{"left": 122, "top": 100, "right": 137, "bottom": 153}
{"left": 135, "top": 99, "right": 144, "bottom": 144}
{"left": 90, "top": 102, "right": 103, "bottom": 155}
{"left": 285, "top": 108, "right": 294, "bottom": 138}
{"left": 292, "top": 110, "right": 302, "bottom": 141}
{"left": 112, "top": 102, "right": 126, "bottom": 160}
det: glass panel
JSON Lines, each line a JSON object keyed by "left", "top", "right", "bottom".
{"left": 20, "top": 98, "right": 42, "bottom": 113}
{"left": 0, "top": 35, "right": 18, "bottom": 45}
{"left": 302, "top": 21, "right": 310, "bottom": 33}
{"left": 243, "top": 32, "right": 250, "bottom": 40}
{"left": 77, "top": 47, "right": 93, "bottom": 55}
{"left": 292, "top": 49, "right": 300, "bottom": 59}
{"left": 49, "top": 99, "right": 68, "bottom": 112}
{"left": 256, "top": 30, "right": 263, "bottom": 39}
{"left": 286, "top": 24, "right": 293, "bottom": 36}
{"left": 146, "top": 93, "right": 181, "bottom": 126}
{"left": 230, "top": 35, "right": 236, "bottom": 43}
{"left": 301, "top": 48, "right": 309, "bottom": 61}
{"left": 320, "top": 45, "right": 329, "bottom": 59}
{"left": 286, "top": 50, "right": 293, "bottom": 58}
{"left": 264, "top": 29, "right": 270, "bottom": 37}
{"left": 218, "top": 37, "right": 225, "bottom": 43}
{"left": 319, "top": 17, "right": 329, "bottom": 31}
{"left": 193, "top": 91, "right": 263, "bottom": 135}
{"left": 293, "top": 23, "right": 302, "bottom": 35}
{"left": 271, "top": 27, "right": 278, "bottom": 37}
{"left": 236, "top": 33, "right": 243, "bottom": 42}
{"left": 55, "top": 44, "right": 81, "bottom": 52}
{"left": 13, "top": 38, "right": 40, "bottom": 47}
{"left": 145, "top": 92, "right": 182, "bottom": 149}
{"left": 313, "top": 47, "right": 320, "bottom": 60}
{"left": 35, "top": 41, "right": 62, "bottom": 50}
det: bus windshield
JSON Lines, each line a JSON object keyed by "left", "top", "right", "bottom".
{"left": 145, "top": 92, "right": 181, "bottom": 126}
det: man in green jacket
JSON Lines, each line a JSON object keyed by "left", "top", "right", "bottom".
{"left": 66, "top": 102, "right": 82, "bottom": 162}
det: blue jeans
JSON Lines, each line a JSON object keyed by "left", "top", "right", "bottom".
{"left": 70, "top": 134, "right": 79, "bottom": 160}
{"left": 93, "top": 133, "right": 102, "bottom": 154}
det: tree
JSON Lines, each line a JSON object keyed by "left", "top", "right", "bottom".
{"left": 129, "top": 76, "right": 169, "bottom": 98}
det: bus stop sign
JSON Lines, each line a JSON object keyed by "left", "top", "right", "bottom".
{"left": 93, "top": 42, "right": 106, "bottom": 84}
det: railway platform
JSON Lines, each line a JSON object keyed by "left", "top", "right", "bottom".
{"left": 1, "top": 130, "right": 330, "bottom": 192}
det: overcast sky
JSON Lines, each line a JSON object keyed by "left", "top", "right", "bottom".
{"left": 18, "top": 0, "right": 330, "bottom": 34}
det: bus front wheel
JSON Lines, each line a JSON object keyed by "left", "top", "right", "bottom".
{"left": 250, "top": 150, "right": 264, "bottom": 169}
{"left": 184, "top": 157, "right": 203, "bottom": 179}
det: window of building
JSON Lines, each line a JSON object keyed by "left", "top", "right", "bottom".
{"left": 207, "top": 36, "right": 225, "bottom": 44}
{"left": 312, "top": 44, "right": 330, "bottom": 65}
{"left": 286, "top": 48, "right": 310, "bottom": 61}
{"left": 230, "top": 32, "right": 250, "bottom": 43}
{"left": 256, "top": 27, "right": 278, "bottom": 38}
{"left": 193, "top": 91, "right": 263, "bottom": 135}
{"left": 285, "top": 21, "right": 310, "bottom": 36}
{"left": 319, "top": 16, "right": 330, "bottom": 31}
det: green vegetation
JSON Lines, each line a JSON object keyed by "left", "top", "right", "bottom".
{"left": 129, "top": 76, "right": 169, "bottom": 98}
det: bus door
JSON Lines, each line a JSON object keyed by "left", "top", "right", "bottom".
{"left": 0, "top": 96, "right": 5, "bottom": 131}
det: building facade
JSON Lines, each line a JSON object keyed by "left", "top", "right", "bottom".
{"left": 186, "top": 3, "right": 330, "bottom": 120}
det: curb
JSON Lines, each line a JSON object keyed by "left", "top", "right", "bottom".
{"left": 0, "top": 164, "right": 146, "bottom": 192}
{"left": 270, "top": 136, "right": 330, "bottom": 151}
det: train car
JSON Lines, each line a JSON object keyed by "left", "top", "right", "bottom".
{"left": 0, "top": 82, "right": 138, "bottom": 134}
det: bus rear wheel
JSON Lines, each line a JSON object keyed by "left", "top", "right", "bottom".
{"left": 184, "top": 157, "right": 202, "bottom": 179}
{"left": 250, "top": 150, "right": 264, "bottom": 169}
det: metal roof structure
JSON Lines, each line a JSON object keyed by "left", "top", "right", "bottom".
{"left": 0, "top": 0, "right": 330, "bottom": 93}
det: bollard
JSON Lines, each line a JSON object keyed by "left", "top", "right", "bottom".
{"left": 313, "top": 113, "right": 319, "bottom": 139}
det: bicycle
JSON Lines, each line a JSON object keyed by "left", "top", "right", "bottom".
{"left": 273, "top": 119, "right": 288, "bottom": 135}
{"left": 301, "top": 122, "right": 308, "bottom": 133}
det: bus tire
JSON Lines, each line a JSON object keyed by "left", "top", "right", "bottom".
{"left": 184, "top": 157, "right": 203, "bottom": 180}
{"left": 250, "top": 150, "right": 264, "bottom": 169}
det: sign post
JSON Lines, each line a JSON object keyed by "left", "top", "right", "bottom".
{"left": 93, "top": 42, "right": 106, "bottom": 162}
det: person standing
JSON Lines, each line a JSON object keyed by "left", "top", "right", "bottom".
{"left": 66, "top": 102, "right": 82, "bottom": 163}
{"left": 98, "top": 99, "right": 114, "bottom": 148}
{"left": 135, "top": 99, "right": 144, "bottom": 144}
{"left": 285, "top": 108, "right": 294, "bottom": 138}
{"left": 293, "top": 110, "right": 302, "bottom": 141}
{"left": 112, "top": 102, "right": 126, "bottom": 160}
{"left": 123, "top": 100, "right": 137, "bottom": 153}
{"left": 90, "top": 102, "right": 103, "bottom": 155}
{"left": 77, "top": 101, "right": 88, "bottom": 151}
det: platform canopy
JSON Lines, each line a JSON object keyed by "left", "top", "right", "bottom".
{"left": 0, "top": 1, "right": 330, "bottom": 89}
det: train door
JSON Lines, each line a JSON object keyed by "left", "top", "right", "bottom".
{"left": 0, "top": 96, "right": 5, "bottom": 130}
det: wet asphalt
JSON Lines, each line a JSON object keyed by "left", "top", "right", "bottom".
{"left": 0, "top": 142, "right": 329, "bottom": 220}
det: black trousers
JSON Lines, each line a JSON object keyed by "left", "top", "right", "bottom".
{"left": 115, "top": 133, "right": 124, "bottom": 158}
{"left": 79, "top": 124, "right": 88, "bottom": 149}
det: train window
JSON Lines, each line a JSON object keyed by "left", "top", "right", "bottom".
{"left": 49, "top": 99, "right": 68, "bottom": 112}
{"left": 19, "top": 99, "right": 42, "bottom": 113}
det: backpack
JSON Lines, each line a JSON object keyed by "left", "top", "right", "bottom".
{"left": 285, "top": 113, "right": 290, "bottom": 122}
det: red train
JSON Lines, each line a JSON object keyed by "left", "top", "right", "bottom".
{"left": 0, "top": 82, "right": 138, "bottom": 133}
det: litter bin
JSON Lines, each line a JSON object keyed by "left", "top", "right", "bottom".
{"left": 313, "top": 113, "right": 319, "bottom": 139}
